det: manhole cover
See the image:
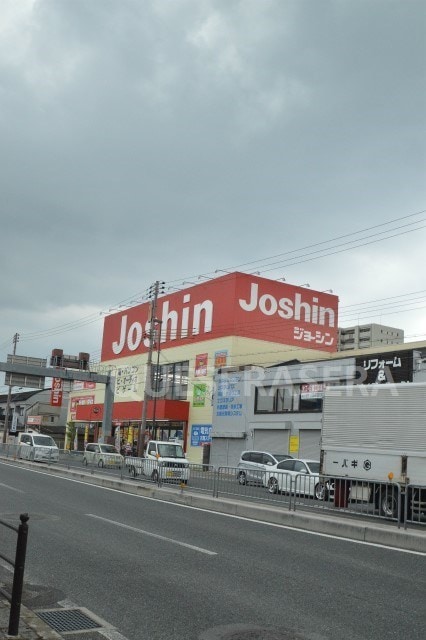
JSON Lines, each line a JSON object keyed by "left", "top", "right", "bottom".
{"left": 37, "top": 608, "right": 102, "bottom": 632}
{"left": 199, "top": 624, "right": 303, "bottom": 640}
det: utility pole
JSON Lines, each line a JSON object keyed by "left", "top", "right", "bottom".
{"left": 2, "top": 333, "right": 20, "bottom": 443}
{"left": 137, "top": 281, "right": 165, "bottom": 456}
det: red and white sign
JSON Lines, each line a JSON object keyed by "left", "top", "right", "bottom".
{"left": 50, "top": 377, "right": 63, "bottom": 407}
{"left": 73, "top": 381, "right": 96, "bottom": 391}
{"left": 101, "top": 272, "right": 339, "bottom": 361}
{"left": 300, "top": 383, "right": 325, "bottom": 399}
{"left": 70, "top": 395, "right": 95, "bottom": 420}
{"left": 27, "top": 415, "right": 42, "bottom": 425}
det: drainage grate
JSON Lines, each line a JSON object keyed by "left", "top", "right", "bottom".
{"left": 37, "top": 608, "right": 103, "bottom": 633}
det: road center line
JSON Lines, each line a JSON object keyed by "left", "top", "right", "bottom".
{"left": 86, "top": 513, "right": 217, "bottom": 555}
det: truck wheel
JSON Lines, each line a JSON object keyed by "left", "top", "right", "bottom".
{"left": 151, "top": 470, "right": 159, "bottom": 482}
{"left": 98, "top": 459, "right": 104, "bottom": 468}
{"left": 379, "top": 487, "right": 398, "bottom": 519}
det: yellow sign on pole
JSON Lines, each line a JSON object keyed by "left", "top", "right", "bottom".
{"left": 289, "top": 435, "right": 299, "bottom": 455}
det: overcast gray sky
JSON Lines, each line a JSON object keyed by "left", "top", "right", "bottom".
{"left": 1, "top": 0, "right": 425, "bottom": 387}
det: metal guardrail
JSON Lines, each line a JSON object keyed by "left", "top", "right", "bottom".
{"left": 1, "top": 446, "right": 424, "bottom": 529}
{"left": 404, "top": 484, "right": 426, "bottom": 529}
{"left": 0, "top": 513, "right": 29, "bottom": 636}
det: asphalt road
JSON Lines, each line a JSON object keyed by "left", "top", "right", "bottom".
{"left": 0, "top": 461, "right": 425, "bottom": 640}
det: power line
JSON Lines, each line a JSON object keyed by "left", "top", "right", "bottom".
{"left": 3, "top": 208, "right": 425, "bottom": 346}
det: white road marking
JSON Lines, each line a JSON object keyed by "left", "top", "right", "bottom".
{"left": 1, "top": 460, "right": 424, "bottom": 556}
{"left": 0, "top": 482, "right": 24, "bottom": 493}
{"left": 86, "top": 513, "right": 217, "bottom": 555}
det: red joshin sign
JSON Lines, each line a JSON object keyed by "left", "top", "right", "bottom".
{"left": 101, "top": 272, "right": 339, "bottom": 361}
{"left": 50, "top": 377, "right": 63, "bottom": 407}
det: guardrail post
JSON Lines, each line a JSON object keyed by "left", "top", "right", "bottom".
{"left": 213, "top": 468, "right": 219, "bottom": 498}
{"left": 8, "top": 513, "right": 29, "bottom": 636}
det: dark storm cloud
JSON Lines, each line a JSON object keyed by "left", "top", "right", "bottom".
{"left": 0, "top": 0, "right": 424, "bottom": 365}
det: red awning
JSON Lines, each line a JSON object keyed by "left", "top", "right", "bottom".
{"left": 75, "top": 399, "right": 189, "bottom": 422}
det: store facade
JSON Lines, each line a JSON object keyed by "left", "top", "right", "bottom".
{"left": 210, "top": 345, "right": 426, "bottom": 467}
{"left": 69, "top": 271, "right": 339, "bottom": 461}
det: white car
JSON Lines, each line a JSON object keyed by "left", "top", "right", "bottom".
{"left": 236, "top": 450, "right": 293, "bottom": 486}
{"left": 83, "top": 443, "right": 124, "bottom": 469}
{"left": 265, "top": 458, "right": 333, "bottom": 501}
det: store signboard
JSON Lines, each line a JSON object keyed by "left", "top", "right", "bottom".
{"left": 191, "top": 424, "right": 212, "bottom": 447}
{"left": 50, "top": 377, "right": 63, "bottom": 406}
{"left": 101, "top": 273, "right": 339, "bottom": 360}
{"left": 300, "top": 383, "right": 325, "bottom": 399}
{"left": 355, "top": 350, "right": 414, "bottom": 384}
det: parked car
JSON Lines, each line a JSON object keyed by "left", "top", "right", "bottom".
{"left": 83, "top": 443, "right": 124, "bottom": 468}
{"left": 17, "top": 432, "right": 59, "bottom": 463}
{"left": 236, "top": 450, "right": 293, "bottom": 486}
{"left": 265, "top": 458, "right": 333, "bottom": 501}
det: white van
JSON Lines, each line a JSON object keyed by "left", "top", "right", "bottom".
{"left": 17, "top": 432, "right": 59, "bottom": 463}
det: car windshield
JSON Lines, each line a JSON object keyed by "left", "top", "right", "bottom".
{"left": 306, "top": 461, "right": 320, "bottom": 474}
{"left": 274, "top": 454, "right": 292, "bottom": 462}
{"left": 157, "top": 444, "right": 185, "bottom": 458}
{"left": 100, "top": 445, "right": 119, "bottom": 454}
{"left": 33, "top": 436, "right": 56, "bottom": 447}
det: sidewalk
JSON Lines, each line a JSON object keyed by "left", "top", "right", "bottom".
{"left": 0, "top": 597, "right": 63, "bottom": 640}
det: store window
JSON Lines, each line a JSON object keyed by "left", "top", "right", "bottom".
{"left": 254, "top": 387, "right": 275, "bottom": 413}
{"left": 276, "top": 387, "right": 293, "bottom": 412}
{"left": 255, "top": 386, "right": 294, "bottom": 413}
{"left": 154, "top": 360, "right": 189, "bottom": 400}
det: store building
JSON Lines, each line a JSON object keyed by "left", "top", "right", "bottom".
{"left": 70, "top": 272, "right": 339, "bottom": 461}
{"left": 210, "top": 343, "right": 426, "bottom": 467}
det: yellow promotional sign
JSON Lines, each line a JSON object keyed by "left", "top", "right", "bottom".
{"left": 289, "top": 435, "right": 299, "bottom": 455}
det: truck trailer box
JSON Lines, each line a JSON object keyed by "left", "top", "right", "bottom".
{"left": 320, "top": 382, "right": 426, "bottom": 519}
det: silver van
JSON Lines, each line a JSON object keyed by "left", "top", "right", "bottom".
{"left": 18, "top": 432, "right": 59, "bottom": 463}
{"left": 237, "top": 450, "right": 293, "bottom": 486}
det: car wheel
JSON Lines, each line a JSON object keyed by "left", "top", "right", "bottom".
{"left": 98, "top": 459, "right": 104, "bottom": 468}
{"left": 314, "top": 482, "right": 326, "bottom": 501}
{"left": 268, "top": 477, "right": 278, "bottom": 494}
{"left": 151, "top": 469, "right": 159, "bottom": 482}
{"left": 237, "top": 471, "right": 247, "bottom": 485}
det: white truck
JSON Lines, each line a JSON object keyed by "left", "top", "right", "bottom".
{"left": 125, "top": 440, "right": 190, "bottom": 484}
{"left": 320, "top": 382, "right": 426, "bottom": 519}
